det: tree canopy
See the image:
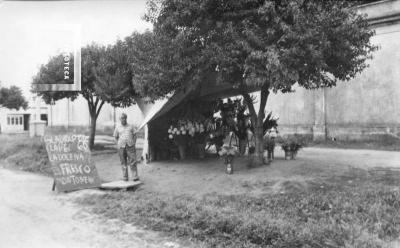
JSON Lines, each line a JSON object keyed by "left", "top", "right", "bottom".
{"left": 142, "top": 0, "right": 377, "bottom": 165}
{"left": 93, "top": 40, "right": 138, "bottom": 107}
{"left": 146, "top": 0, "right": 376, "bottom": 93}
{"left": 32, "top": 43, "right": 138, "bottom": 149}
{"left": 127, "top": 30, "right": 204, "bottom": 101}
{"left": 0, "top": 84, "right": 28, "bottom": 110}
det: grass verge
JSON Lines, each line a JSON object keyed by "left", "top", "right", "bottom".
{"left": 309, "top": 134, "right": 400, "bottom": 152}
{"left": 0, "top": 134, "right": 114, "bottom": 175}
{"left": 77, "top": 174, "right": 400, "bottom": 248}
{"left": 0, "top": 135, "right": 51, "bottom": 175}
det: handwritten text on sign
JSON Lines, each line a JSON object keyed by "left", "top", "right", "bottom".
{"left": 44, "top": 134, "right": 101, "bottom": 192}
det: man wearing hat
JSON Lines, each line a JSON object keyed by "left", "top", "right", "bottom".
{"left": 113, "top": 113, "right": 139, "bottom": 181}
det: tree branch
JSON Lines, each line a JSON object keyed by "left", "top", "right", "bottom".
{"left": 239, "top": 83, "right": 257, "bottom": 119}
{"left": 87, "top": 100, "right": 95, "bottom": 116}
{"left": 85, "top": 95, "right": 92, "bottom": 106}
{"left": 84, "top": 95, "right": 99, "bottom": 118}
{"left": 258, "top": 83, "right": 270, "bottom": 118}
{"left": 94, "top": 96, "right": 100, "bottom": 108}
{"left": 242, "top": 91, "right": 257, "bottom": 118}
{"left": 96, "top": 100, "right": 105, "bottom": 118}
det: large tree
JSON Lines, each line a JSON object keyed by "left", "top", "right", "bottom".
{"left": 0, "top": 84, "right": 28, "bottom": 110}
{"left": 32, "top": 43, "right": 137, "bottom": 149}
{"left": 127, "top": 30, "right": 203, "bottom": 100}
{"left": 143, "top": 0, "right": 377, "bottom": 165}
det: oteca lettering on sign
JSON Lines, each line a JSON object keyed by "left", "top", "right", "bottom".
{"left": 63, "top": 53, "right": 70, "bottom": 80}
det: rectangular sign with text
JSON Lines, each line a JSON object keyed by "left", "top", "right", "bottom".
{"left": 44, "top": 133, "right": 101, "bottom": 192}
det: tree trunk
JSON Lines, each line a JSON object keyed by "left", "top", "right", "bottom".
{"left": 241, "top": 84, "right": 270, "bottom": 167}
{"left": 85, "top": 96, "right": 105, "bottom": 151}
{"left": 238, "top": 139, "right": 247, "bottom": 155}
{"left": 252, "top": 120, "right": 265, "bottom": 166}
{"left": 89, "top": 112, "right": 97, "bottom": 151}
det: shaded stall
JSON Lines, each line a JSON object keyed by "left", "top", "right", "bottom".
{"left": 137, "top": 77, "right": 259, "bottom": 162}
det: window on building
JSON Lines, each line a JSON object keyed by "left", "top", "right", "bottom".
{"left": 11, "top": 117, "right": 14, "bottom": 125}
{"left": 16, "top": 117, "right": 19, "bottom": 125}
{"left": 20, "top": 117, "right": 23, "bottom": 125}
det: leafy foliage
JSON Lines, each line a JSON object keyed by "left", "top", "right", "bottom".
{"left": 262, "top": 112, "right": 278, "bottom": 135}
{"left": 143, "top": 0, "right": 377, "bottom": 165}
{"left": 31, "top": 53, "right": 78, "bottom": 103}
{"left": 126, "top": 30, "right": 204, "bottom": 100}
{"left": 93, "top": 40, "right": 138, "bottom": 108}
{"left": 32, "top": 43, "right": 138, "bottom": 106}
{"left": 146, "top": 0, "right": 377, "bottom": 92}
{"left": 31, "top": 43, "right": 138, "bottom": 149}
{"left": 0, "top": 85, "right": 28, "bottom": 110}
{"left": 215, "top": 98, "right": 251, "bottom": 140}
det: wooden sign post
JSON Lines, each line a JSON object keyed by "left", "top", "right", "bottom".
{"left": 44, "top": 133, "right": 101, "bottom": 192}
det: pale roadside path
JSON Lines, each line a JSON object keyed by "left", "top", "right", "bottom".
{"left": 301, "top": 147, "right": 400, "bottom": 169}
{"left": 1, "top": 145, "right": 399, "bottom": 248}
{"left": 0, "top": 168, "right": 186, "bottom": 248}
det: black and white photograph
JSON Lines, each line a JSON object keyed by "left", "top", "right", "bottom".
{"left": 0, "top": 0, "right": 400, "bottom": 247}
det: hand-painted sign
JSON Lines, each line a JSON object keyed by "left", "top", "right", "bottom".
{"left": 44, "top": 133, "right": 101, "bottom": 192}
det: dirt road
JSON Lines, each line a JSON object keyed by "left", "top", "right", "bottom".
{"left": 0, "top": 168, "right": 182, "bottom": 248}
{"left": 1, "top": 146, "right": 399, "bottom": 247}
{"left": 94, "top": 146, "right": 400, "bottom": 197}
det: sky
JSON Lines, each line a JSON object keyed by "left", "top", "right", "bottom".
{"left": 0, "top": 0, "right": 152, "bottom": 98}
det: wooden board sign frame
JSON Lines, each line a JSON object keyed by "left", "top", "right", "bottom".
{"left": 44, "top": 131, "right": 101, "bottom": 192}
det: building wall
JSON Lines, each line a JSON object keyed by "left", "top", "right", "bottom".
{"left": 0, "top": 106, "right": 47, "bottom": 134}
{"left": 0, "top": 110, "right": 25, "bottom": 133}
{"left": 0, "top": 95, "right": 144, "bottom": 135}
{"left": 49, "top": 96, "right": 144, "bottom": 134}
{"left": 326, "top": 21, "right": 400, "bottom": 138}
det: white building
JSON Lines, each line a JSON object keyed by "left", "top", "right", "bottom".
{"left": 0, "top": 97, "right": 48, "bottom": 134}
{"left": 0, "top": 94, "right": 144, "bottom": 135}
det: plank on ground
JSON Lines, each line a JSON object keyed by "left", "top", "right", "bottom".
{"left": 100, "top": 180, "right": 142, "bottom": 190}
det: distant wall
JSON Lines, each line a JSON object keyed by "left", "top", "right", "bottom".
{"left": 49, "top": 96, "right": 144, "bottom": 134}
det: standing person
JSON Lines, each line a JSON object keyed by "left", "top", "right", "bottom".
{"left": 114, "top": 113, "right": 139, "bottom": 181}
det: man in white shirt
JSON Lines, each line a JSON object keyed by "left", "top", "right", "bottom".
{"left": 113, "top": 113, "right": 138, "bottom": 181}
